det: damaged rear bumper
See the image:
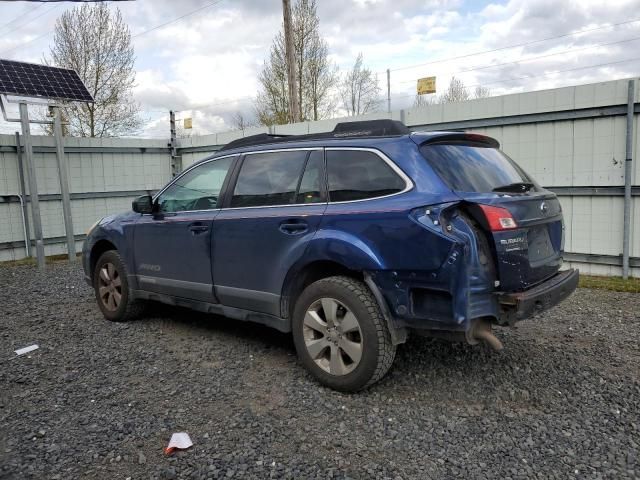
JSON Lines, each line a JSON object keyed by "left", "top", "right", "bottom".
{"left": 497, "top": 268, "right": 579, "bottom": 323}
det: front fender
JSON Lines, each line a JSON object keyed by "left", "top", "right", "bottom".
{"left": 83, "top": 211, "right": 139, "bottom": 282}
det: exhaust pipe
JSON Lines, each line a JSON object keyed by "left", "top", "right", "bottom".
{"left": 466, "top": 318, "right": 503, "bottom": 351}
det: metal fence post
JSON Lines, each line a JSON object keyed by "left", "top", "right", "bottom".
{"left": 622, "top": 79, "right": 635, "bottom": 279}
{"left": 15, "top": 132, "right": 32, "bottom": 257}
{"left": 18, "top": 102, "right": 45, "bottom": 269}
{"left": 53, "top": 106, "right": 76, "bottom": 260}
{"left": 387, "top": 69, "right": 391, "bottom": 114}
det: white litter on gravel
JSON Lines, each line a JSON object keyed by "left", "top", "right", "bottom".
{"left": 164, "top": 432, "right": 193, "bottom": 455}
{"left": 14, "top": 344, "right": 39, "bottom": 356}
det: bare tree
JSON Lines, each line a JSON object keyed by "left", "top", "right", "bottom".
{"left": 256, "top": 0, "right": 337, "bottom": 125}
{"left": 46, "top": 4, "right": 140, "bottom": 137}
{"left": 413, "top": 93, "right": 437, "bottom": 108}
{"left": 176, "top": 120, "right": 193, "bottom": 139}
{"left": 256, "top": 41, "right": 289, "bottom": 126}
{"left": 231, "top": 111, "right": 257, "bottom": 132}
{"left": 440, "top": 76, "right": 470, "bottom": 103}
{"left": 473, "top": 85, "right": 491, "bottom": 99}
{"left": 293, "top": 0, "right": 337, "bottom": 121}
{"left": 339, "top": 53, "right": 380, "bottom": 116}
{"left": 303, "top": 27, "right": 338, "bottom": 120}
{"left": 282, "top": 0, "right": 299, "bottom": 123}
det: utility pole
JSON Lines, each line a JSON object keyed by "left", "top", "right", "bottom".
{"left": 169, "top": 110, "right": 180, "bottom": 178}
{"left": 282, "top": 0, "right": 300, "bottom": 123}
{"left": 387, "top": 68, "right": 391, "bottom": 113}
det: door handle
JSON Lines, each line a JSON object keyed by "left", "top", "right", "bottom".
{"left": 279, "top": 220, "right": 308, "bottom": 235}
{"left": 189, "top": 222, "right": 209, "bottom": 235}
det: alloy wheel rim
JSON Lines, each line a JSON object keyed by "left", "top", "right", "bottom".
{"left": 98, "top": 262, "right": 122, "bottom": 312}
{"left": 302, "top": 297, "right": 363, "bottom": 376}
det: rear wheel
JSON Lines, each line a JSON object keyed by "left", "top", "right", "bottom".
{"left": 292, "top": 276, "right": 396, "bottom": 392}
{"left": 93, "top": 250, "right": 144, "bottom": 322}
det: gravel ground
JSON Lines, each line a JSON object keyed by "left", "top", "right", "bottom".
{"left": 1, "top": 261, "right": 639, "bottom": 480}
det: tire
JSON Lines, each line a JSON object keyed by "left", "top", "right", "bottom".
{"left": 292, "top": 276, "right": 396, "bottom": 392}
{"left": 93, "top": 250, "right": 145, "bottom": 322}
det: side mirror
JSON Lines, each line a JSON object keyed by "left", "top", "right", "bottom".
{"left": 132, "top": 194, "right": 153, "bottom": 214}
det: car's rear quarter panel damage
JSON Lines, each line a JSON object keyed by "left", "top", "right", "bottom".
{"left": 368, "top": 203, "right": 499, "bottom": 334}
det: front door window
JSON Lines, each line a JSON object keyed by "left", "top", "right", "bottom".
{"left": 157, "top": 156, "right": 235, "bottom": 212}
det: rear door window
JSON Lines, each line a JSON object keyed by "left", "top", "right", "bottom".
{"left": 420, "top": 144, "right": 536, "bottom": 193}
{"left": 326, "top": 149, "right": 406, "bottom": 202}
{"left": 230, "top": 150, "right": 309, "bottom": 208}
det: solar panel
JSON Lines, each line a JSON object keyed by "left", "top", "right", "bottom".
{"left": 0, "top": 59, "right": 93, "bottom": 103}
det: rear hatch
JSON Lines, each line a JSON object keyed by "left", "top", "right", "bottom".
{"left": 416, "top": 134, "right": 564, "bottom": 292}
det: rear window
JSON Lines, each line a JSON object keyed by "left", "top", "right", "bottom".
{"left": 326, "top": 150, "right": 406, "bottom": 202}
{"left": 420, "top": 144, "right": 536, "bottom": 193}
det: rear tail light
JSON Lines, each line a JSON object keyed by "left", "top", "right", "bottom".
{"left": 478, "top": 204, "right": 517, "bottom": 231}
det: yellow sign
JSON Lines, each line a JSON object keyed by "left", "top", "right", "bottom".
{"left": 417, "top": 76, "right": 436, "bottom": 95}
{"left": 183, "top": 118, "right": 192, "bottom": 129}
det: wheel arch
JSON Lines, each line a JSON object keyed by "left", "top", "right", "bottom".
{"left": 90, "top": 239, "right": 117, "bottom": 279}
{"left": 281, "top": 231, "right": 386, "bottom": 319}
{"left": 281, "top": 259, "right": 363, "bottom": 320}
{"left": 280, "top": 259, "right": 408, "bottom": 345}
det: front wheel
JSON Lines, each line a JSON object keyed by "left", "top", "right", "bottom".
{"left": 292, "top": 276, "right": 396, "bottom": 392}
{"left": 93, "top": 250, "right": 144, "bottom": 322}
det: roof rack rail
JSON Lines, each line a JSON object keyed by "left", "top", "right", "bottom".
{"left": 219, "top": 119, "right": 410, "bottom": 151}
{"left": 220, "top": 133, "right": 291, "bottom": 151}
{"left": 333, "top": 119, "right": 409, "bottom": 136}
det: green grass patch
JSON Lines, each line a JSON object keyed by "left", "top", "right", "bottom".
{"left": 579, "top": 274, "right": 640, "bottom": 293}
{"left": 0, "top": 253, "right": 81, "bottom": 267}
{"left": 0, "top": 256, "right": 37, "bottom": 267}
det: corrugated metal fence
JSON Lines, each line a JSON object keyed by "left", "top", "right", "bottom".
{"left": 1, "top": 77, "right": 638, "bottom": 276}
{"left": 0, "top": 136, "right": 169, "bottom": 260}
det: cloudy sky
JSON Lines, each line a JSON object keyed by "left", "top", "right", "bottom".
{"left": 1, "top": 0, "right": 639, "bottom": 137}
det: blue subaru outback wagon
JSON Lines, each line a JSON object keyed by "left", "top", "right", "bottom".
{"left": 83, "top": 120, "right": 578, "bottom": 391}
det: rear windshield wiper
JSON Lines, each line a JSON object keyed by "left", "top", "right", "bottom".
{"left": 492, "top": 182, "right": 534, "bottom": 193}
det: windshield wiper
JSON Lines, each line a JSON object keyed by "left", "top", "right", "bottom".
{"left": 492, "top": 182, "right": 534, "bottom": 193}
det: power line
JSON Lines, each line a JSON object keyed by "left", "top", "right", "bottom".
{"left": 0, "top": 4, "right": 61, "bottom": 57}
{"left": 468, "top": 56, "right": 640, "bottom": 89}
{"left": 384, "top": 17, "right": 640, "bottom": 74}
{"left": 0, "top": 3, "right": 45, "bottom": 32}
{"left": 98, "top": 55, "right": 640, "bottom": 138}
{"left": 177, "top": 55, "right": 640, "bottom": 118}
{"left": 0, "top": 31, "right": 52, "bottom": 56}
{"left": 1, "top": 0, "right": 226, "bottom": 57}
{"left": 0, "top": 4, "right": 58, "bottom": 40}
{"left": 132, "top": 0, "right": 226, "bottom": 38}
{"left": 389, "top": 56, "right": 640, "bottom": 102}
{"left": 173, "top": 95, "right": 255, "bottom": 113}
{"left": 395, "top": 35, "right": 640, "bottom": 85}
